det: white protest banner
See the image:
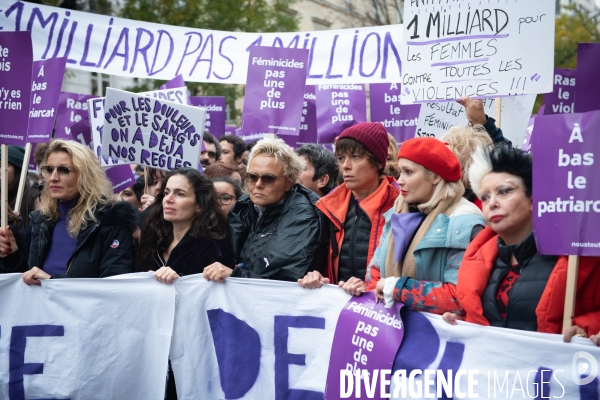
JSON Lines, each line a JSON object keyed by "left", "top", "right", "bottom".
{"left": 101, "top": 87, "right": 205, "bottom": 169}
{"left": 0, "top": 273, "right": 175, "bottom": 400}
{"left": 171, "top": 276, "right": 600, "bottom": 399}
{"left": 141, "top": 87, "right": 190, "bottom": 105}
{"left": 0, "top": 0, "right": 403, "bottom": 85}
{"left": 88, "top": 97, "right": 126, "bottom": 166}
{"left": 400, "top": 0, "right": 555, "bottom": 104}
{"left": 415, "top": 95, "right": 535, "bottom": 145}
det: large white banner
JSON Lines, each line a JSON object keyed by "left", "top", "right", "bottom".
{"left": 0, "top": 273, "right": 175, "bottom": 400}
{"left": 0, "top": 0, "right": 403, "bottom": 84}
{"left": 400, "top": 0, "right": 555, "bottom": 104}
{"left": 0, "top": 273, "right": 598, "bottom": 399}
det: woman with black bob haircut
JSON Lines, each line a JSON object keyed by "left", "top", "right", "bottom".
{"left": 444, "top": 144, "right": 600, "bottom": 343}
{"left": 137, "top": 168, "right": 235, "bottom": 282}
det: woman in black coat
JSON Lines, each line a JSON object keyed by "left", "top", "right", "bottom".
{"left": 137, "top": 168, "right": 235, "bottom": 282}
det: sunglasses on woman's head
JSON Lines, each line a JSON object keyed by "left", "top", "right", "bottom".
{"left": 245, "top": 172, "right": 282, "bottom": 187}
{"left": 40, "top": 166, "right": 76, "bottom": 178}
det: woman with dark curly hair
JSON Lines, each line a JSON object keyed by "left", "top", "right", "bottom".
{"left": 137, "top": 168, "right": 235, "bottom": 282}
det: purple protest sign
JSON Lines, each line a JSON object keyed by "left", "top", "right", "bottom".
{"left": 27, "top": 58, "right": 67, "bottom": 142}
{"left": 316, "top": 84, "right": 366, "bottom": 144}
{"left": 0, "top": 31, "right": 33, "bottom": 145}
{"left": 190, "top": 96, "right": 226, "bottom": 138}
{"left": 61, "top": 119, "right": 93, "bottom": 149}
{"left": 105, "top": 164, "right": 136, "bottom": 194}
{"left": 370, "top": 83, "right": 420, "bottom": 143}
{"left": 28, "top": 143, "right": 37, "bottom": 170}
{"left": 543, "top": 68, "right": 576, "bottom": 115}
{"left": 522, "top": 116, "right": 535, "bottom": 153}
{"left": 325, "top": 292, "right": 403, "bottom": 400}
{"left": 532, "top": 111, "right": 600, "bottom": 256}
{"left": 242, "top": 46, "right": 308, "bottom": 136}
{"left": 55, "top": 92, "right": 98, "bottom": 139}
{"left": 235, "top": 129, "right": 297, "bottom": 149}
{"left": 225, "top": 125, "right": 237, "bottom": 136}
{"left": 574, "top": 43, "right": 600, "bottom": 113}
{"left": 296, "top": 85, "right": 317, "bottom": 145}
{"left": 159, "top": 75, "right": 186, "bottom": 90}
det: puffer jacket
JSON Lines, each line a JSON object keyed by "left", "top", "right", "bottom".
{"left": 4, "top": 201, "right": 138, "bottom": 278}
{"left": 316, "top": 177, "right": 399, "bottom": 283}
{"left": 458, "top": 226, "right": 600, "bottom": 336}
{"left": 228, "top": 184, "right": 327, "bottom": 281}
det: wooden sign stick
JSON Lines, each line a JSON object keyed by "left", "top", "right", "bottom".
{"left": 494, "top": 98, "right": 502, "bottom": 129}
{"left": 1, "top": 144, "right": 8, "bottom": 230}
{"left": 14, "top": 142, "right": 32, "bottom": 214}
{"left": 562, "top": 255, "right": 580, "bottom": 333}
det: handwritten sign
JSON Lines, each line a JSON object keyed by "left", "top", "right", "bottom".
{"left": 533, "top": 111, "right": 600, "bottom": 256}
{"left": 88, "top": 97, "right": 126, "bottom": 167}
{"left": 0, "top": 31, "right": 32, "bottom": 145}
{"left": 55, "top": 92, "right": 98, "bottom": 139}
{"left": 0, "top": 0, "right": 403, "bottom": 85}
{"left": 400, "top": 0, "right": 555, "bottom": 104}
{"left": 242, "top": 46, "right": 308, "bottom": 136}
{"left": 370, "top": 83, "right": 420, "bottom": 142}
{"left": 415, "top": 95, "right": 535, "bottom": 146}
{"left": 190, "top": 96, "right": 226, "bottom": 138}
{"left": 141, "top": 88, "right": 190, "bottom": 105}
{"left": 27, "top": 57, "right": 66, "bottom": 142}
{"left": 316, "top": 84, "right": 366, "bottom": 143}
{"left": 102, "top": 88, "right": 205, "bottom": 169}
{"left": 543, "top": 68, "right": 576, "bottom": 115}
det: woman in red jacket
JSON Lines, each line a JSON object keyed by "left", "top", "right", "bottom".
{"left": 443, "top": 145, "right": 600, "bottom": 341}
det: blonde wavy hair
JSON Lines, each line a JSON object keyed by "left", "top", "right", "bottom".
{"left": 440, "top": 124, "right": 493, "bottom": 189}
{"left": 247, "top": 135, "right": 303, "bottom": 183}
{"left": 416, "top": 167, "right": 463, "bottom": 214}
{"left": 40, "top": 140, "right": 115, "bottom": 237}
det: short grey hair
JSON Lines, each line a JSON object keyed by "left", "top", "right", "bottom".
{"left": 247, "top": 135, "right": 303, "bottom": 183}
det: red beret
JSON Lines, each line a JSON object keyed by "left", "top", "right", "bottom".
{"left": 398, "top": 137, "right": 462, "bottom": 182}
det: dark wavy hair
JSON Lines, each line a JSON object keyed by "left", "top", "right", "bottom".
{"left": 296, "top": 143, "right": 339, "bottom": 195}
{"left": 490, "top": 144, "right": 533, "bottom": 197}
{"left": 137, "top": 168, "right": 227, "bottom": 267}
{"left": 335, "top": 137, "right": 384, "bottom": 175}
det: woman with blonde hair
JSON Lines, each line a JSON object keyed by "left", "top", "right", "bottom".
{"left": 0, "top": 140, "right": 138, "bottom": 282}
{"left": 365, "top": 137, "right": 486, "bottom": 315}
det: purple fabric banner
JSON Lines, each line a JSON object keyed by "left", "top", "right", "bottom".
{"left": 574, "top": 43, "right": 600, "bottom": 113}
{"left": 532, "top": 111, "right": 600, "bottom": 256}
{"left": 242, "top": 46, "right": 308, "bottom": 136}
{"left": 55, "top": 92, "right": 98, "bottom": 140}
{"left": 225, "top": 125, "right": 237, "bottom": 136}
{"left": 543, "top": 68, "right": 576, "bottom": 115}
{"left": 27, "top": 58, "right": 67, "bottom": 142}
{"left": 296, "top": 85, "right": 317, "bottom": 145}
{"left": 370, "top": 83, "right": 420, "bottom": 143}
{"left": 159, "top": 75, "right": 186, "bottom": 90}
{"left": 316, "top": 84, "right": 366, "bottom": 144}
{"left": 105, "top": 164, "right": 136, "bottom": 193}
{"left": 325, "top": 293, "right": 404, "bottom": 400}
{"left": 190, "top": 96, "right": 226, "bottom": 138}
{"left": 0, "top": 31, "right": 33, "bottom": 145}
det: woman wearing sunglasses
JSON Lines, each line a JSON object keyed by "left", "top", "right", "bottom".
{"left": 203, "top": 135, "right": 327, "bottom": 282}
{"left": 2, "top": 140, "right": 139, "bottom": 283}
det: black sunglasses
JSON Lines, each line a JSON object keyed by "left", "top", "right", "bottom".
{"left": 40, "top": 166, "right": 76, "bottom": 178}
{"left": 245, "top": 172, "right": 283, "bottom": 187}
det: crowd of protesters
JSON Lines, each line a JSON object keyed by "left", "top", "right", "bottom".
{"left": 0, "top": 97, "right": 598, "bottom": 398}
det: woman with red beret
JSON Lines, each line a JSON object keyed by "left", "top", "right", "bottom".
{"left": 367, "top": 137, "right": 486, "bottom": 315}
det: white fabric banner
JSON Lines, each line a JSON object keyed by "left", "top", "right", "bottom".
{"left": 0, "top": 273, "right": 175, "bottom": 400}
{"left": 0, "top": 0, "right": 403, "bottom": 84}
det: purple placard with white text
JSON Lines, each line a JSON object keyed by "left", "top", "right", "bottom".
{"left": 105, "top": 164, "right": 136, "bottom": 193}
{"left": 160, "top": 75, "right": 186, "bottom": 90}
{"left": 316, "top": 84, "right": 366, "bottom": 144}
{"left": 325, "top": 293, "right": 404, "bottom": 400}
{"left": 532, "top": 111, "right": 600, "bottom": 256}
{"left": 296, "top": 85, "right": 317, "bottom": 145}
{"left": 27, "top": 58, "right": 67, "bottom": 142}
{"left": 55, "top": 92, "right": 98, "bottom": 139}
{"left": 574, "top": 43, "right": 600, "bottom": 113}
{"left": 0, "top": 31, "right": 33, "bottom": 145}
{"left": 235, "top": 129, "right": 298, "bottom": 149}
{"left": 543, "top": 68, "right": 576, "bottom": 115}
{"left": 61, "top": 119, "right": 93, "bottom": 149}
{"left": 225, "top": 125, "right": 237, "bottom": 136}
{"left": 370, "top": 83, "right": 420, "bottom": 143}
{"left": 522, "top": 116, "right": 535, "bottom": 153}
{"left": 242, "top": 46, "right": 308, "bottom": 136}
{"left": 190, "top": 96, "right": 226, "bottom": 138}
